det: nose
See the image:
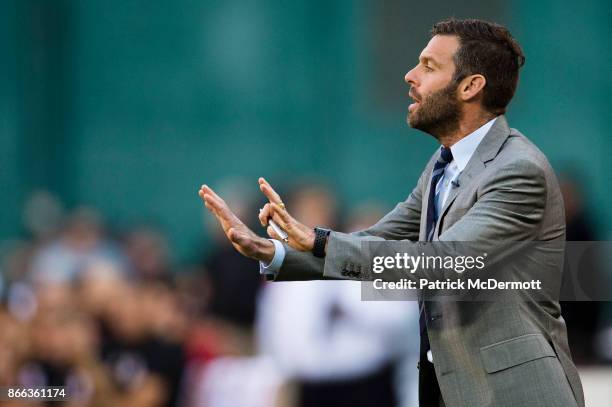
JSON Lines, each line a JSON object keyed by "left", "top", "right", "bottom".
{"left": 404, "top": 66, "right": 418, "bottom": 87}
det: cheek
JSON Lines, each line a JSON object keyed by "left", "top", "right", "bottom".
{"left": 423, "top": 75, "right": 453, "bottom": 97}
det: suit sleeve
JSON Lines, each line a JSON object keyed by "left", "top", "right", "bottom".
{"left": 274, "top": 159, "right": 547, "bottom": 282}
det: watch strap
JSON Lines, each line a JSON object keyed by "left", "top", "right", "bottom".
{"left": 312, "top": 227, "right": 331, "bottom": 258}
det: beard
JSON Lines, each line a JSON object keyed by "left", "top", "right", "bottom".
{"left": 408, "top": 81, "right": 461, "bottom": 138}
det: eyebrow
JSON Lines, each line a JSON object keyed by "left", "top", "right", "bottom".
{"left": 420, "top": 55, "right": 440, "bottom": 68}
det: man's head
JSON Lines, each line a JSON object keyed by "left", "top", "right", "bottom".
{"left": 405, "top": 18, "right": 525, "bottom": 139}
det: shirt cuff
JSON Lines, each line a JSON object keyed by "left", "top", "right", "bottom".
{"left": 259, "top": 239, "right": 286, "bottom": 276}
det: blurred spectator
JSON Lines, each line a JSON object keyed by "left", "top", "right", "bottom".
{"left": 22, "top": 190, "right": 65, "bottom": 243}
{"left": 560, "top": 171, "right": 597, "bottom": 241}
{"left": 76, "top": 261, "right": 126, "bottom": 320}
{"left": 16, "top": 306, "right": 121, "bottom": 406}
{"left": 182, "top": 178, "right": 266, "bottom": 406}
{"left": 97, "top": 280, "right": 186, "bottom": 407}
{"left": 173, "top": 268, "right": 211, "bottom": 321}
{"left": 347, "top": 203, "right": 421, "bottom": 407}
{"left": 203, "top": 245, "right": 262, "bottom": 328}
{"left": 1, "top": 240, "right": 37, "bottom": 284}
{"left": 256, "top": 184, "right": 419, "bottom": 407}
{"left": 0, "top": 308, "right": 30, "bottom": 387}
{"left": 124, "top": 226, "right": 172, "bottom": 282}
{"left": 29, "top": 208, "right": 127, "bottom": 285}
{"left": 558, "top": 171, "right": 602, "bottom": 364}
{"left": 596, "top": 306, "right": 612, "bottom": 363}
{"left": 189, "top": 356, "right": 286, "bottom": 407}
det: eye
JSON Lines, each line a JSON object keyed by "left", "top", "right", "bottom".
{"left": 423, "top": 65, "right": 433, "bottom": 72}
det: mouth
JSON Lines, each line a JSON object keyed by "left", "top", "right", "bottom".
{"left": 408, "top": 91, "right": 421, "bottom": 113}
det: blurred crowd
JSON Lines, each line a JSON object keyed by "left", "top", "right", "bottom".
{"left": 0, "top": 174, "right": 610, "bottom": 407}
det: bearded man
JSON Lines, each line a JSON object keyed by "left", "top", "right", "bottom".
{"left": 199, "top": 18, "right": 584, "bottom": 407}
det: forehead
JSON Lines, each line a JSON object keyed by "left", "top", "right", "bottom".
{"left": 419, "top": 34, "right": 459, "bottom": 67}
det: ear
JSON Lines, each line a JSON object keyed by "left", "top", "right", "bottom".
{"left": 457, "top": 74, "right": 486, "bottom": 102}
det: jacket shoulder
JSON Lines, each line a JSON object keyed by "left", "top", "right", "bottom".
{"left": 493, "top": 128, "right": 555, "bottom": 176}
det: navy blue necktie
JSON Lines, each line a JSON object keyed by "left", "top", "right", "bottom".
{"left": 425, "top": 146, "right": 453, "bottom": 241}
{"left": 419, "top": 146, "right": 453, "bottom": 359}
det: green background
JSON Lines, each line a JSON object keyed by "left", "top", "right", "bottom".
{"left": 1, "top": 0, "right": 610, "bottom": 262}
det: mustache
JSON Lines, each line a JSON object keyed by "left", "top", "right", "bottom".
{"left": 409, "top": 88, "right": 422, "bottom": 102}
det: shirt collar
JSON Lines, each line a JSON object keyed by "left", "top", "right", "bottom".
{"left": 448, "top": 117, "right": 498, "bottom": 171}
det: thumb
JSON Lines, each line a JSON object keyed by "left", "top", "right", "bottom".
{"left": 228, "top": 228, "right": 253, "bottom": 251}
{"left": 227, "top": 227, "right": 243, "bottom": 244}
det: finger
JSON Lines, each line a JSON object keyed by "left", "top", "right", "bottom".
{"left": 202, "top": 193, "right": 220, "bottom": 218}
{"left": 202, "top": 190, "right": 234, "bottom": 221}
{"left": 269, "top": 215, "right": 293, "bottom": 240}
{"left": 199, "top": 184, "right": 209, "bottom": 198}
{"left": 259, "top": 204, "right": 271, "bottom": 227}
{"left": 201, "top": 189, "right": 244, "bottom": 234}
{"left": 202, "top": 193, "right": 224, "bottom": 216}
{"left": 201, "top": 185, "right": 231, "bottom": 211}
{"left": 266, "top": 225, "right": 280, "bottom": 240}
{"left": 199, "top": 185, "right": 218, "bottom": 205}
{"left": 258, "top": 177, "right": 284, "bottom": 205}
{"left": 270, "top": 203, "right": 292, "bottom": 227}
{"left": 203, "top": 199, "right": 214, "bottom": 213}
{"left": 198, "top": 188, "right": 210, "bottom": 206}
{"left": 204, "top": 200, "right": 233, "bottom": 234}
{"left": 201, "top": 184, "right": 223, "bottom": 201}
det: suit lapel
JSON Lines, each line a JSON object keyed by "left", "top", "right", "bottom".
{"left": 436, "top": 158, "right": 485, "bottom": 226}
{"left": 433, "top": 115, "right": 512, "bottom": 238}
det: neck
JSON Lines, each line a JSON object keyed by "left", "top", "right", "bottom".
{"left": 437, "top": 111, "right": 496, "bottom": 148}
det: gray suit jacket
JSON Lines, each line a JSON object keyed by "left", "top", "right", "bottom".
{"left": 271, "top": 116, "right": 584, "bottom": 407}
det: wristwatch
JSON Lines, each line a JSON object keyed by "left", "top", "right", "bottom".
{"left": 312, "top": 227, "right": 331, "bottom": 258}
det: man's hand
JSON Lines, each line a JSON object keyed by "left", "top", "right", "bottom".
{"left": 257, "top": 177, "right": 315, "bottom": 252}
{"left": 199, "top": 185, "right": 275, "bottom": 263}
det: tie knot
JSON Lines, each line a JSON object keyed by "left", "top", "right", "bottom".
{"left": 439, "top": 146, "right": 453, "bottom": 163}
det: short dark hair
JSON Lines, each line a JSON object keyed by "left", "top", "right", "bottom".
{"left": 431, "top": 18, "right": 525, "bottom": 114}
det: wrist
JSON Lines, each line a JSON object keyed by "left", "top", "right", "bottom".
{"left": 307, "top": 229, "right": 316, "bottom": 251}
{"left": 259, "top": 239, "right": 276, "bottom": 263}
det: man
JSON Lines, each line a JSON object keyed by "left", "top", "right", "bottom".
{"left": 199, "top": 19, "right": 584, "bottom": 407}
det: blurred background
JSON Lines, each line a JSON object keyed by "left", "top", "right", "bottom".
{"left": 0, "top": 0, "right": 610, "bottom": 406}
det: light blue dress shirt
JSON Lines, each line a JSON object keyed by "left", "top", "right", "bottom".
{"left": 259, "top": 117, "right": 498, "bottom": 277}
